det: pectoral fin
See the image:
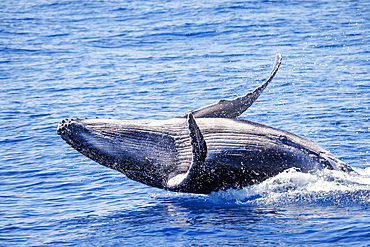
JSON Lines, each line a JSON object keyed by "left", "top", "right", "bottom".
{"left": 165, "top": 113, "right": 207, "bottom": 189}
{"left": 189, "top": 54, "right": 282, "bottom": 118}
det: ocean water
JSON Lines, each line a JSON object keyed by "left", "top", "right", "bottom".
{"left": 1, "top": 0, "right": 369, "bottom": 246}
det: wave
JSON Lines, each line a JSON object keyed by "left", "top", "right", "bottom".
{"left": 208, "top": 167, "right": 370, "bottom": 207}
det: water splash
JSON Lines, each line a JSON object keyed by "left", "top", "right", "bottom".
{"left": 208, "top": 167, "right": 370, "bottom": 206}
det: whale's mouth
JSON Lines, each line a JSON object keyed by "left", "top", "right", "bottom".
{"left": 57, "top": 118, "right": 155, "bottom": 183}
{"left": 57, "top": 119, "right": 113, "bottom": 167}
{"left": 57, "top": 118, "right": 199, "bottom": 190}
{"left": 57, "top": 119, "right": 103, "bottom": 158}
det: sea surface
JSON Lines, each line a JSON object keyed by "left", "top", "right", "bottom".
{"left": 1, "top": 0, "right": 369, "bottom": 246}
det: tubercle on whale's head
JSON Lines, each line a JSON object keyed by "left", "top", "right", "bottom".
{"left": 57, "top": 118, "right": 86, "bottom": 148}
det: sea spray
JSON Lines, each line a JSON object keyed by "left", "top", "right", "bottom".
{"left": 208, "top": 167, "right": 370, "bottom": 206}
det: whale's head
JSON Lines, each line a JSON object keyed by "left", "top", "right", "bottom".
{"left": 57, "top": 118, "right": 196, "bottom": 189}
{"left": 57, "top": 118, "right": 133, "bottom": 171}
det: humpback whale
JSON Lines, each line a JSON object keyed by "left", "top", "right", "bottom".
{"left": 57, "top": 54, "right": 353, "bottom": 194}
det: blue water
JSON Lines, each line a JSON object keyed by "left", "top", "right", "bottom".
{"left": 1, "top": 0, "right": 369, "bottom": 246}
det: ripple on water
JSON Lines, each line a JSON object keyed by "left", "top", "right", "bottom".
{"left": 0, "top": 0, "right": 369, "bottom": 246}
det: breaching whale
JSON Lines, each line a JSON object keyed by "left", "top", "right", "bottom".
{"left": 57, "top": 54, "right": 353, "bottom": 194}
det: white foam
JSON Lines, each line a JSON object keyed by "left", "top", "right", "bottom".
{"left": 209, "top": 167, "right": 370, "bottom": 206}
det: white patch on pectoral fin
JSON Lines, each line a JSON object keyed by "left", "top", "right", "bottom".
{"left": 165, "top": 113, "right": 207, "bottom": 190}
{"left": 166, "top": 169, "right": 192, "bottom": 188}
